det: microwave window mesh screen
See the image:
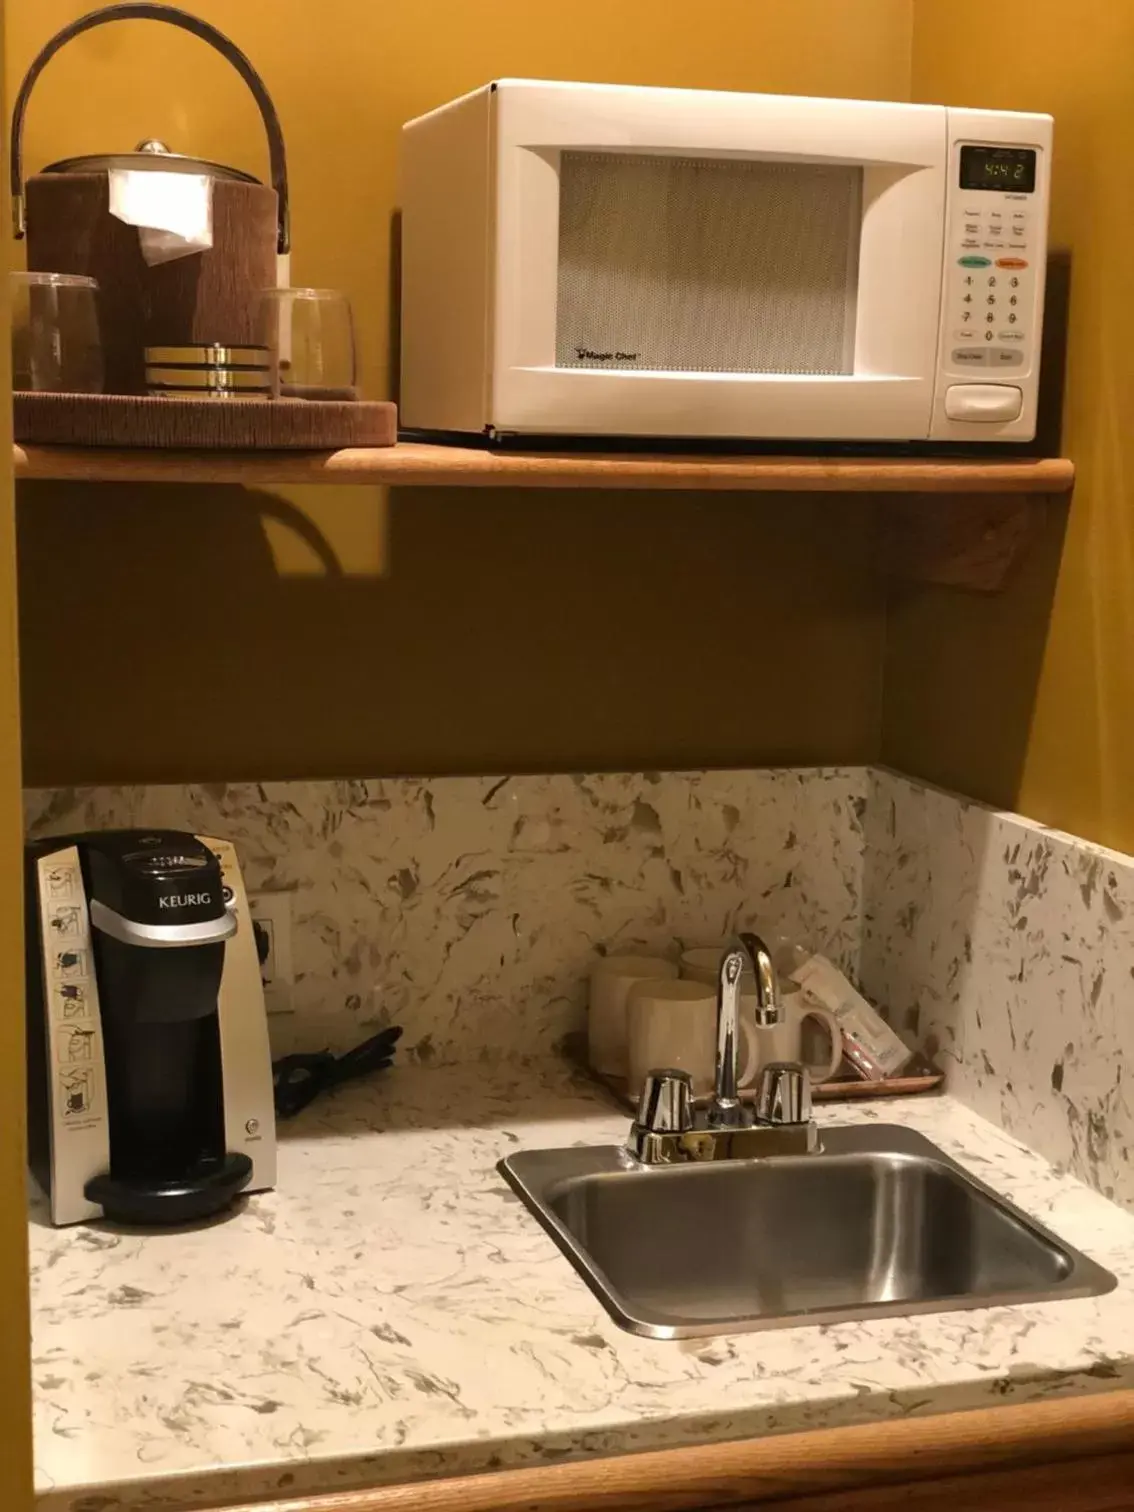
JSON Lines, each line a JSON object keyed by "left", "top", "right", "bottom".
{"left": 556, "top": 153, "right": 862, "bottom": 374}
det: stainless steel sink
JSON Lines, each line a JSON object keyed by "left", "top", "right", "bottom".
{"left": 499, "top": 1125, "right": 1116, "bottom": 1338}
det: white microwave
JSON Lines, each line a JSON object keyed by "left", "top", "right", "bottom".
{"left": 399, "top": 80, "right": 1052, "bottom": 446}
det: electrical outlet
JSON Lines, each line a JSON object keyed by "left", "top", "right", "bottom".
{"left": 248, "top": 892, "right": 294, "bottom": 1015}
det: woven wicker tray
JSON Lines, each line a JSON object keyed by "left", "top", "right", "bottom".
{"left": 14, "top": 391, "right": 397, "bottom": 450}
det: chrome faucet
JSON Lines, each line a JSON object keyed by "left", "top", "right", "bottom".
{"left": 627, "top": 933, "right": 820, "bottom": 1166}
{"left": 709, "top": 931, "right": 780, "bottom": 1128}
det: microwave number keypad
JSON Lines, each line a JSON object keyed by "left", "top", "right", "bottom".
{"left": 949, "top": 179, "right": 1034, "bottom": 373}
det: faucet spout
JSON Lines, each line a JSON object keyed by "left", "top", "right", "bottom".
{"left": 738, "top": 931, "right": 781, "bottom": 1028}
{"left": 709, "top": 933, "right": 781, "bottom": 1129}
{"left": 709, "top": 948, "right": 748, "bottom": 1127}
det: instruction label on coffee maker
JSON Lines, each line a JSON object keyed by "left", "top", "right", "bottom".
{"left": 38, "top": 847, "right": 110, "bottom": 1224}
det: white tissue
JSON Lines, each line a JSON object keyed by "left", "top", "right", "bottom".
{"left": 108, "top": 168, "right": 213, "bottom": 266}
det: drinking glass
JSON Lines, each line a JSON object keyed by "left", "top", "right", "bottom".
{"left": 11, "top": 272, "right": 104, "bottom": 393}
{"left": 257, "top": 287, "right": 357, "bottom": 400}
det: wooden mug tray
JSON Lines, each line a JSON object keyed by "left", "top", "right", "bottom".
{"left": 596, "top": 1054, "right": 944, "bottom": 1113}
{"left": 13, "top": 391, "right": 397, "bottom": 450}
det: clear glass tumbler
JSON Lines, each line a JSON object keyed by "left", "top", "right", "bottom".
{"left": 11, "top": 272, "right": 104, "bottom": 393}
{"left": 257, "top": 287, "right": 358, "bottom": 400}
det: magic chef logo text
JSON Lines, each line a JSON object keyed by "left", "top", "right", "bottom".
{"left": 575, "top": 347, "right": 640, "bottom": 362}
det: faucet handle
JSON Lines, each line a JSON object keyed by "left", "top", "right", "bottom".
{"left": 755, "top": 1062, "right": 812, "bottom": 1127}
{"left": 635, "top": 1069, "right": 694, "bottom": 1134}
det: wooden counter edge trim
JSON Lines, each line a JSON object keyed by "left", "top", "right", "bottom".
{"left": 209, "top": 1387, "right": 1134, "bottom": 1512}
{"left": 723, "top": 1448, "right": 1134, "bottom": 1511}
{"left": 12, "top": 443, "right": 1076, "bottom": 493}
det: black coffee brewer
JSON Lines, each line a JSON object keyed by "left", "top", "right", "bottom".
{"left": 26, "top": 830, "right": 275, "bottom": 1225}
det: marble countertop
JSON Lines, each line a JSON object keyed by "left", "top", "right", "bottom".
{"left": 30, "top": 1064, "right": 1134, "bottom": 1512}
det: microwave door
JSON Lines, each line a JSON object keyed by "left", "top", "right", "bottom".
{"left": 488, "top": 83, "right": 948, "bottom": 440}
{"left": 555, "top": 151, "right": 862, "bottom": 381}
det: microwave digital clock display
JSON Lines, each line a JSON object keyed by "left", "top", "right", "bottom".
{"left": 960, "top": 145, "right": 1037, "bottom": 193}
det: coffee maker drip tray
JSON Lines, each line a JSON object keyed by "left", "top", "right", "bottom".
{"left": 85, "top": 1152, "right": 253, "bottom": 1225}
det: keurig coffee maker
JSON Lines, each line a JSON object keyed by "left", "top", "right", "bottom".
{"left": 26, "top": 830, "right": 275, "bottom": 1226}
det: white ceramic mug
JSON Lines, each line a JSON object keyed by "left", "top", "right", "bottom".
{"left": 753, "top": 983, "right": 842, "bottom": 1083}
{"left": 626, "top": 978, "right": 759, "bottom": 1097}
{"left": 588, "top": 954, "right": 678, "bottom": 1077}
{"left": 680, "top": 945, "right": 842, "bottom": 1084}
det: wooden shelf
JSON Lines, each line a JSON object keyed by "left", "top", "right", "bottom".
{"left": 12, "top": 441, "right": 1075, "bottom": 493}
{"left": 12, "top": 441, "right": 1073, "bottom": 591}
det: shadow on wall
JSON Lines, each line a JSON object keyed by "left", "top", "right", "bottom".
{"left": 1032, "top": 249, "right": 1071, "bottom": 460}
{"left": 883, "top": 494, "right": 1071, "bottom": 808}
{"left": 881, "top": 249, "right": 1074, "bottom": 810}
{"left": 17, "top": 481, "right": 885, "bottom": 786}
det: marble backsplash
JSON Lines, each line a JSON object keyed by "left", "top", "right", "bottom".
{"left": 24, "top": 769, "right": 867, "bottom": 1065}
{"left": 861, "top": 768, "right": 1134, "bottom": 1212}
{"left": 26, "top": 766, "right": 1134, "bottom": 1213}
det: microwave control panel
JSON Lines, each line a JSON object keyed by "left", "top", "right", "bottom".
{"left": 946, "top": 144, "right": 1038, "bottom": 381}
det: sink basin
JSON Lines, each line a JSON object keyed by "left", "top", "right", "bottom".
{"left": 499, "top": 1125, "right": 1116, "bottom": 1338}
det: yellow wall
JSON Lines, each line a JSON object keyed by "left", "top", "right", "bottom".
{"left": 889, "top": 0, "right": 1134, "bottom": 847}
{"left": 7, "top": 0, "right": 911, "bottom": 785}
{"left": 0, "top": 2, "right": 36, "bottom": 1500}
